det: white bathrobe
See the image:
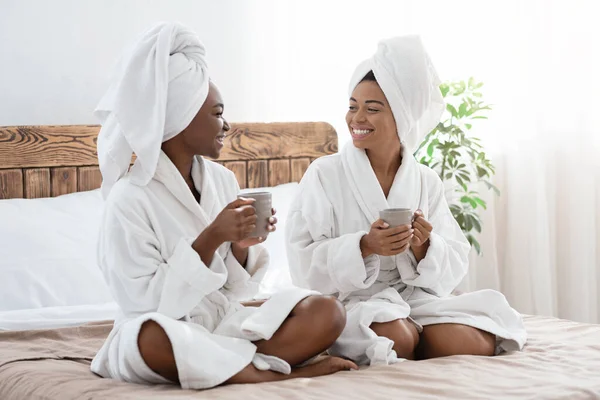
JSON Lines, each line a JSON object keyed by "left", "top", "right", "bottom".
{"left": 286, "top": 143, "right": 527, "bottom": 365}
{"left": 91, "top": 152, "right": 316, "bottom": 389}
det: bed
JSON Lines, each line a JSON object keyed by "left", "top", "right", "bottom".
{"left": 1, "top": 123, "right": 599, "bottom": 399}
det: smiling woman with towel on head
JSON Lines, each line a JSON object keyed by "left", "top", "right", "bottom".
{"left": 90, "top": 22, "right": 356, "bottom": 389}
{"left": 285, "top": 36, "right": 527, "bottom": 365}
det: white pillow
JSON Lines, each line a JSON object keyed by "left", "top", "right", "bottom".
{"left": 0, "top": 182, "right": 300, "bottom": 311}
{"left": 240, "top": 183, "right": 300, "bottom": 297}
{"left": 0, "top": 190, "right": 113, "bottom": 311}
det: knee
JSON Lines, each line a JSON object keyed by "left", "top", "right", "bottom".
{"left": 419, "top": 325, "right": 495, "bottom": 358}
{"left": 297, "top": 295, "right": 347, "bottom": 338}
{"left": 371, "top": 319, "right": 420, "bottom": 360}
{"left": 470, "top": 331, "right": 496, "bottom": 356}
{"left": 137, "top": 319, "right": 176, "bottom": 375}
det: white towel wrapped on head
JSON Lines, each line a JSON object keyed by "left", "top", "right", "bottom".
{"left": 96, "top": 22, "right": 210, "bottom": 198}
{"left": 348, "top": 36, "right": 445, "bottom": 153}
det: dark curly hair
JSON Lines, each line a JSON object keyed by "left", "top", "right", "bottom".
{"left": 359, "top": 70, "right": 377, "bottom": 83}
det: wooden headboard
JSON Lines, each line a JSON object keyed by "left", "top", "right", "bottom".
{"left": 0, "top": 123, "right": 338, "bottom": 200}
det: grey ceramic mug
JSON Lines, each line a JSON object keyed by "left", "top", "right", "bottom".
{"left": 379, "top": 208, "right": 413, "bottom": 228}
{"left": 237, "top": 191, "right": 272, "bottom": 239}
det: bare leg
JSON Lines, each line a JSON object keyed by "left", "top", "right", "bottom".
{"left": 416, "top": 323, "right": 496, "bottom": 360}
{"left": 138, "top": 295, "right": 352, "bottom": 385}
{"left": 225, "top": 356, "right": 357, "bottom": 384}
{"left": 138, "top": 320, "right": 179, "bottom": 383}
{"left": 253, "top": 295, "right": 347, "bottom": 366}
{"left": 370, "top": 318, "right": 420, "bottom": 360}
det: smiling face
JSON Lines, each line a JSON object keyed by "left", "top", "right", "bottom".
{"left": 179, "top": 81, "right": 231, "bottom": 159}
{"left": 345, "top": 75, "right": 399, "bottom": 153}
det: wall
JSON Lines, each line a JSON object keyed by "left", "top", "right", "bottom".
{"left": 0, "top": 0, "right": 516, "bottom": 144}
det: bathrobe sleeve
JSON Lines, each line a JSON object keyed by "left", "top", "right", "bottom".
{"left": 285, "top": 166, "right": 380, "bottom": 295}
{"left": 222, "top": 245, "right": 270, "bottom": 301}
{"left": 99, "top": 189, "right": 227, "bottom": 320}
{"left": 402, "top": 169, "right": 471, "bottom": 296}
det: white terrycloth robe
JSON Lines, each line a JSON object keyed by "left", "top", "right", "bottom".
{"left": 91, "top": 152, "right": 316, "bottom": 389}
{"left": 286, "top": 143, "right": 527, "bottom": 366}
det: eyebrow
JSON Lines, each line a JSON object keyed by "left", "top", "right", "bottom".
{"left": 349, "top": 97, "right": 385, "bottom": 107}
{"left": 213, "top": 103, "right": 224, "bottom": 109}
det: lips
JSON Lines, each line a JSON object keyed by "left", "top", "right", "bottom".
{"left": 350, "top": 127, "right": 374, "bottom": 140}
{"left": 216, "top": 134, "right": 225, "bottom": 146}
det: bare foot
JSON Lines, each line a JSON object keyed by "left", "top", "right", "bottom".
{"left": 293, "top": 356, "right": 358, "bottom": 378}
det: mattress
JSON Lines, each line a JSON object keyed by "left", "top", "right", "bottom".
{"left": 0, "top": 315, "right": 599, "bottom": 399}
{"left": 0, "top": 302, "right": 118, "bottom": 331}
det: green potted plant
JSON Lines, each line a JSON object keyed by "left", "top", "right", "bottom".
{"left": 414, "top": 78, "right": 498, "bottom": 254}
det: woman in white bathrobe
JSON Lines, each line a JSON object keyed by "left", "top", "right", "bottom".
{"left": 286, "top": 36, "right": 527, "bottom": 365}
{"left": 90, "top": 22, "right": 356, "bottom": 390}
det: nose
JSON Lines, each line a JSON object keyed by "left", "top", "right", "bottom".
{"left": 353, "top": 108, "right": 367, "bottom": 123}
{"left": 223, "top": 117, "right": 231, "bottom": 132}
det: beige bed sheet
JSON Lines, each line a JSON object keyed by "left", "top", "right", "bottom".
{"left": 0, "top": 315, "right": 599, "bottom": 400}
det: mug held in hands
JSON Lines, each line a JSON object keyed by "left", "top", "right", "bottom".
{"left": 237, "top": 191, "right": 272, "bottom": 239}
{"left": 379, "top": 208, "right": 413, "bottom": 228}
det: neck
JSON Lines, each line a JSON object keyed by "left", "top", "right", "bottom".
{"left": 161, "top": 145, "right": 194, "bottom": 184}
{"left": 366, "top": 145, "right": 402, "bottom": 177}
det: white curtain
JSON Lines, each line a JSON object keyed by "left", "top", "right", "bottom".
{"left": 246, "top": 0, "right": 600, "bottom": 323}
{"left": 459, "top": 1, "right": 600, "bottom": 324}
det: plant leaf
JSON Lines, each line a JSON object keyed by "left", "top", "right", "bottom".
{"left": 468, "top": 77, "right": 475, "bottom": 89}
{"left": 464, "top": 214, "right": 474, "bottom": 231}
{"left": 446, "top": 104, "right": 459, "bottom": 118}
{"left": 459, "top": 173, "right": 471, "bottom": 182}
{"left": 471, "top": 214, "right": 482, "bottom": 232}
{"left": 476, "top": 166, "right": 488, "bottom": 178}
{"left": 467, "top": 234, "right": 482, "bottom": 254}
{"left": 440, "top": 84, "right": 450, "bottom": 97}
{"left": 459, "top": 102, "right": 468, "bottom": 117}
{"left": 449, "top": 204, "right": 462, "bottom": 213}
{"left": 465, "top": 123, "right": 472, "bottom": 130}
{"left": 474, "top": 197, "right": 487, "bottom": 209}
{"left": 426, "top": 139, "right": 438, "bottom": 157}
{"left": 469, "top": 197, "right": 478, "bottom": 209}
{"left": 460, "top": 196, "right": 478, "bottom": 209}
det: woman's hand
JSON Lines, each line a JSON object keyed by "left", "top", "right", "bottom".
{"left": 235, "top": 208, "right": 278, "bottom": 249}
{"left": 192, "top": 198, "right": 256, "bottom": 265}
{"left": 410, "top": 209, "right": 432, "bottom": 262}
{"left": 231, "top": 208, "right": 277, "bottom": 267}
{"left": 208, "top": 198, "right": 258, "bottom": 243}
{"left": 360, "top": 219, "right": 413, "bottom": 257}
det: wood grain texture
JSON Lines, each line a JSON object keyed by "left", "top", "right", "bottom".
{"left": 78, "top": 167, "right": 102, "bottom": 192}
{"left": 0, "top": 122, "right": 338, "bottom": 198}
{"left": 0, "top": 169, "right": 23, "bottom": 199}
{"left": 223, "top": 161, "right": 247, "bottom": 189}
{"left": 0, "top": 122, "right": 337, "bottom": 168}
{"left": 268, "top": 160, "right": 291, "bottom": 187}
{"left": 24, "top": 168, "right": 50, "bottom": 199}
{"left": 248, "top": 160, "right": 268, "bottom": 188}
{"left": 0, "top": 125, "right": 100, "bottom": 168}
{"left": 212, "top": 122, "right": 338, "bottom": 161}
{"left": 291, "top": 158, "right": 311, "bottom": 182}
{"left": 51, "top": 167, "right": 77, "bottom": 196}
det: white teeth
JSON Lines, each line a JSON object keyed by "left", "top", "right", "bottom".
{"left": 353, "top": 129, "right": 372, "bottom": 135}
